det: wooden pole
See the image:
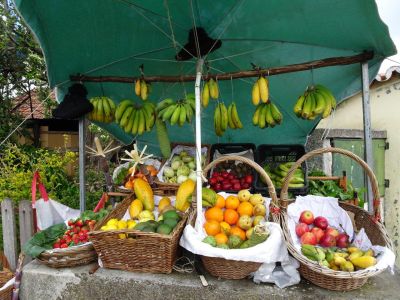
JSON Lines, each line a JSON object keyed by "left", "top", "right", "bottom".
{"left": 70, "top": 51, "right": 373, "bottom": 84}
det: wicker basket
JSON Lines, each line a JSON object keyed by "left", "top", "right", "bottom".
{"left": 37, "top": 243, "right": 97, "bottom": 268}
{"left": 275, "top": 147, "right": 393, "bottom": 291}
{"left": 154, "top": 143, "right": 211, "bottom": 195}
{"left": 197, "top": 155, "right": 279, "bottom": 280}
{"left": 0, "top": 253, "right": 13, "bottom": 300}
{"left": 88, "top": 195, "right": 189, "bottom": 274}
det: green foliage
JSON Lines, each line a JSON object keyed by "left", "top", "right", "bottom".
{"left": 308, "top": 169, "right": 365, "bottom": 207}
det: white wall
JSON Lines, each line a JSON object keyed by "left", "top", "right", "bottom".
{"left": 318, "top": 77, "right": 400, "bottom": 266}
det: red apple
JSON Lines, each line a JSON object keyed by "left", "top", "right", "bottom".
{"left": 310, "top": 227, "right": 325, "bottom": 243}
{"left": 295, "top": 223, "right": 310, "bottom": 237}
{"left": 336, "top": 233, "right": 350, "bottom": 248}
{"left": 299, "top": 210, "right": 314, "bottom": 225}
{"left": 313, "top": 216, "right": 328, "bottom": 230}
{"left": 320, "top": 233, "right": 336, "bottom": 247}
{"left": 300, "top": 232, "right": 317, "bottom": 245}
{"left": 325, "top": 227, "right": 339, "bottom": 239}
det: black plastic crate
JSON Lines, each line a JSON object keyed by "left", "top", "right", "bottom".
{"left": 208, "top": 143, "right": 256, "bottom": 193}
{"left": 255, "top": 144, "right": 308, "bottom": 197}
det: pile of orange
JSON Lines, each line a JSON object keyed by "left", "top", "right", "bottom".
{"left": 203, "top": 193, "right": 263, "bottom": 245}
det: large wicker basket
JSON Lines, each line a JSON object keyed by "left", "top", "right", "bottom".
{"left": 88, "top": 194, "right": 189, "bottom": 274}
{"left": 275, "top": 147, "right": 393, "bottom": 291}
{"left": 0, "top": 253, "right": 13, "bottom": 300}
{"left": 198, "top": 155, "right": 279, "bottom": 280}
{"left": 37, "top": 243, "right": 97, "bottom": 268}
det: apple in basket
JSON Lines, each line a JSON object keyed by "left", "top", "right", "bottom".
{"left": 300, "top": 232, "right": 317, "bottom": 245}
{"left": 310, "top": 227, "right": 325, "bottom": 243}
{"left": 325, "top": 227, "right": 340, "bottom": 239}
{"left": 295, "top": 223, "right": 310, "bottom": 237}
{"left": 319, "top": 233, "right": 336, "bottom": 247}
{"left": 313, "top": 216, "right": 328, "bottom": 230}
{"left": 336, "top": 233, "right": 350, "bottom": 248}
{"left": 299, "top": 210, "right": 314, "bottom": 225}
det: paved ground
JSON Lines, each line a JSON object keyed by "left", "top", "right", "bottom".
{"left": 20, "top": 260, "right": 400, "bottom": 300}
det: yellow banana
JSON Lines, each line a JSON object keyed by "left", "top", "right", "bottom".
{"left": 231, "top": 102, "right": 243, "bottom": 129}
{"left": 258, "top": 76, "right": 269, "bottom": 103}
{"left": 301, "top": 94, "right": 312, "bottom": 119}
{"left": 209, "top": 78, "right": 219, "bottom": 99}
{"left": 170, "top": 105, "right": 181, "bottom": 125}
{"left": 252, "top": 105, "right": 262, "bottom": 125}
{"left": 202, "top": 82, "right": 210, "bottom": 107}
{"left": 135, "top": 79, "right": 141, "bottom": 96}
{"left": 227, "top": 103, "right": 235, "bottom": 129}
{"left": 252, "top": 81, "right": 261, "bottom": 105}
{"left": 220, "top": 103, "right": 228, "bottom": 131}
{"left": 294, "top": 95, "right": 305, "bottom": 117}
{"left": 214, "top": 104, "right": 223, "bottom": 136}
{"left": 140, "top": 80, "right": 148, "bottom": 100}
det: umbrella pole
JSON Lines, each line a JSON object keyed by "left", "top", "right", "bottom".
{"left": 195, "top": 58, "right": 204, "bottom": 223}
{"left": 361, "top": 62, "right": 374, "bottom": 213}
{"left": 79, "top": 117, "right": 86, "bottom": 212}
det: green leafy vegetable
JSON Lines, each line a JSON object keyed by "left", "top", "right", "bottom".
{"left": 80, "top": 209, "right": 108, "bottom": 222}
{"left": 23, "top": 223, "right": 67, "bottom": 258}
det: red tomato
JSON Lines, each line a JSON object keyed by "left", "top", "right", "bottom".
{"left": 244, "top": 175, "right": 253, "bottom": 184}
{"left": 60, "top": 243, "right": 68, "bottom": 248}
{"left": 209, "top": 177, "right": 218, "bottom": 185}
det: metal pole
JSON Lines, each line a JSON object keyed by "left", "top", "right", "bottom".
{"left": 195, "top": 58, "right": 204, "bottom": 226}
{"left": 361, "top": 62, "right": 374, "bottom": 213}
{"left": 78, "top": 117, "right": 86, "bottom": 212}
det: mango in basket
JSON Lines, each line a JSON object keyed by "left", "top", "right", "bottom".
{"left": 158, "top": 197, "right": 171, "bottom": 213}
{"left": 138, "top": 210, "right": 155, "bottom": 221}
{"left": 129, "top": 199, "right": 143, "bottom": 219}
{"left": 106, "top": 219, "right": 119, "bottom": 227}
{"left": 127, "top": 220, "right": 137, "bottom": 229}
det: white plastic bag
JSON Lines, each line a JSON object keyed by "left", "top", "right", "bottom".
{"left": 32, "top": 171, "right": 80, "bottom": 230}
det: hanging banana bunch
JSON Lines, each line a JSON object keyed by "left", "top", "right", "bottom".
{"left": 227, "top": 102, "right": 243, "bottom": 130}
{"left": 134, "top": 79, "right": 152, "bottom": 101}
{"left": 88, "top": 96, "right": 116, "bottom": 123}
{"left": 252, "top": 102, "right": 283, "bottom": 129}
{"left": 156, "top": 94, "right": 195, "bottom": 126}
{"left": 252, "top": 76, "right": 269, "bottom": 105}
{"left": 214, "top": 102, "right": 228, "bottom": 136}
{"left": 114, "top": 100, "right": 156, "bottom": 134}
{"left": 202, "top": 78, "right": 219, "bottom": 107}
{"left": 293, "top": 84, "right": 336, "bottom": 120}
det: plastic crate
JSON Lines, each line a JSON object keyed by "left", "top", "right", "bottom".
{"left": 255, "top": 144, "right": 308, "bottom": 196}
{"left": 208, "top": 143, "right": 256, "bottom": 193}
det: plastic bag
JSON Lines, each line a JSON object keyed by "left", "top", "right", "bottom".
{"left": 32, "top": 171, "right": 80, "bottom": 230}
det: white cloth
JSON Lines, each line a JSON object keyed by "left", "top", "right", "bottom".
{"left": 34, "top": 198, "right": 80, "bottom": 230}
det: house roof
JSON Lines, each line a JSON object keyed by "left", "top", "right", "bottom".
{"left": 12, "top": 90, "right": 56, "bottom": 119}
{"left": 375, "top": 66, "right": 400, "bottom": 82}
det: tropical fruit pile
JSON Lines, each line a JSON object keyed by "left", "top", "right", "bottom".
{"left": 296, "top": 210, "right": 377, "bottom": 271}
{"left": 214, "top": 102, "right": 243, "bottom": 136}
{"left": 263, "top": 162, "right": 305, "bottom": 189}
{"left": 202, "top": 78, "right": 219, "bottom": 107}
{"left": 134, "top": 79, "right": 151, "bottom": 101}
{"left": 252, "top": 102, "right": 283, "bottom": 129}
{"left": 294, "top": 84, "right": 336, "bottom": 120}
{"left": 88, "top": 96, "right": 116, "bottom": 123}
{"left": 156, "top": 95, "right": 195, "bottom": 126}
{"left": 202, "top": 190, "right": 269, "bottom": 249}
{"left": 115, "top": 100, "right": 156, "bottom": 134}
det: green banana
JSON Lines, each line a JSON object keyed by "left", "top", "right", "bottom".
{"left": 316, "top": 84, "right": 336, "bottom": 109}
{"left": 170, "top": 104, "right": 181, "bottom": 125}
{"left": 294, "top": 95, "right": 305, "bottom": 117}
{"left": 214, "top": 104, "right": 223, "bottom": 136}
{"left": 258, "top": 104, "right": 267, "bottom": 129}
{"left": 162, "top": 104, "right": 177, "bottom": 122}
{"left": 227, "top": 104, "right": 235, "bottom": 129}
{"left": 102, "top": 97, "right": 112, "bottom": 121}
{"left": 131, "top": 109, "right": 140, "bottom": 135}
{"left": 119, "top": 106, "right": 133, "bottom": 127}
{"left": 97, "top": 97, "right": 104, "bottom": 122}
{"left": 115, "top": 100, "right": 133, "bottom": 122}
{"left": 313, "top": 90, "right": 326, "bottom": 114}
{"left": 253, "top": 105, "right": 262, "bottom": 125}
{"left": 178, "top": 104, "right": 186, "bottom": 126}
{"left": 137, "top": 109, "right": 145, "bottom": 134}
{"left": 156, "top": 98, "right": 174, "bottom": 113}
{"left": 301, "top": 94, "right": 312, "bottom": 119}
{"left": 231, "top": 103, "right": 243, "bottom": 129}
{"left": 156, "top": 119, "right": 171, "bottom": 159}
{"left": 265, "top": 103, "right": 276, "bottom": 127}
{"left": 185, "top": 102, "right": 193, "bottom": 123}
{"left": 220, "top": 103, "right": 228, "bottom": 131}
{"left": 202, "top": 82, "right": 210, "bottom": 107}
{"left": 270, "top": 102, "right": 282, "bottom": 124}
{"left": 125, "top": 109, "right": 136, "bottom": 133}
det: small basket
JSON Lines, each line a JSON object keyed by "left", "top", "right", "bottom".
{"left": 276, "top": 147, "right": 393, "bottom": 291}
{"left": 88, "top": 195, "right": 189, "bottom": 274}
{"left": 198, "top": 155, "right": 279, "bottom": 279}
{"left": 154, "top": 143, "right": 211, "bottom": 195}
{"left": 0, "top": 253, "right": 14, "bottom": 300}
{"left": 37, "top": 243, "right": 97, "bottom": 268}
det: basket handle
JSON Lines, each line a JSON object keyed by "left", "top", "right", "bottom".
{"left": 280, "top": 147, "right": 381, "bottom": 222}
{"left": 202, "top": 155, "right": 278, "bottom": 206}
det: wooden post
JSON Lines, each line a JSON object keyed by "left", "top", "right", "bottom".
{"left": 1, "top": 199, "right": 18, "bottom": 270}
{"left": 19, "top": 200, "right": 34, "bottom": 263}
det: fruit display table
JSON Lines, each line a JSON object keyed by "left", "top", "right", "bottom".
{"left": 20, "top": 260, "right": 399, "bottom": 300}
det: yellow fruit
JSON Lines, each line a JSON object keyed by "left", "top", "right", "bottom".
{"left": 330, "top": 264, "right": 339, "bottom": 271}
{"left": 176, "top": 179, "right": 195, "bottom": 212}
{"left": 106, "top": 224, "right": 118, "bottom": 230}
{"left": 129, "top": 199, "right": 143, "bottom": 219}
{"left": 160, "top": 205, "right": 175, "bottom": 215}
{"left": 333, "top": 256, "right": 347, "bottom": 266}
{"left": 157, "top": 215, "right": 164, "bottom": 222}
{"left": 100, "top": 225, "right": 109, "bottom": 231}
{"left": 106, "top": 218, "right": 118, "bottom": 227}
{"left": 363, "top": 249, "right": 375, "bottom": 257}
{"left": 127, "top": 220, "right": 137, "bottom": 229}
{"left": 249, "top": 194, "right": 264, "bottom": 206}
{"left": 133, "top": 178, "right": 154, "bottom": 211}
{"left": 238, "top": 215, "right": 252, "bottom": 230}
{"left": 258, "top": 76, "right": 269, "bottom": 103}
{"left": 253, "top": 216, "right": 264, "bottom": 226}
{"left": 158, "top": 197, "right": 171, "bottom": 213}
{"left": 347, "top": 246, "right": 361, "bottom": 253}
{"left": 246, "top": 228, "right": 254, "bottom": 239}
{"left": 238, "top": 189, "right": 251, "bottom": 202}
{"left": 119, "top": 234, "right": 127, "bottom": 239}
{"left": 348, "top": 251, "right": 363, "bottom": 261}
{"left": 340, "top": 261, "right": 354, "bottom": 272}
{"left": 351, "top": 256, "right": 377, "bottom": 269}
{"left": 253, "top": 204, "right": 266, "bottom": 217}
{"left": 117, "top": 220, "right": 128, "bottom": 229}
{"left": 220, "top": 221, "right": 231, "bottom": 235}
{"left": 138, "top": 210, "right": 155, "bottom": 221}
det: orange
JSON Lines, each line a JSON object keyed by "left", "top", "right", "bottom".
{"left": 214, "top": 233, "right": 228, "bottom": 245}
{"left": 204, "top": 220, "right": 221, "bottom": 236}
{"left": 215, "top": 194, "right": 226, "bottom": 209}
{"left": 237, "top": 201, "right": 254, "bottom": 217}
{"left": 230, "top": 226, "right": 246, "bottom": 240}
{"left": 224, "top": 209, "right": 239, "bottom": 225}
{"left": 225, "top": 195, "right": 240, "bottom": 210}
{"left": 220, "top": 221, "right": 231, "bottom": 235}
{"left": 204, "top": 207, "right": 224, "bottom": 222}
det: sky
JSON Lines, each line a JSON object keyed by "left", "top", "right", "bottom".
{"left": 376, "top": 0, "right": 400, "bottom": 73}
